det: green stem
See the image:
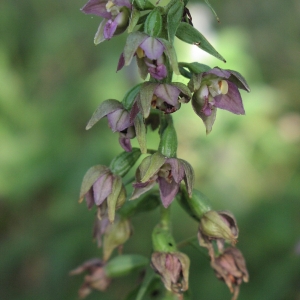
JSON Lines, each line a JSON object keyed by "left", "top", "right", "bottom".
{"left": 160, "top": 204, "right": 171, "bottom": 229}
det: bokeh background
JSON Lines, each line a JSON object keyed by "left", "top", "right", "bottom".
{"left": 1, "top": 0, "right": 300, "bottom": 299}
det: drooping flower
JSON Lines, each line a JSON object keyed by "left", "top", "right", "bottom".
{"left": 211, "top": 247, "right": 249, "bottom": 300}
{"left": 132, "top": 82, "right": 192, "bottom": 118}
{"left": 79, "top": 165, "right": 126, "bottom": 222}
{"left": 131, "top": 152, "right": 194, "bottom": 208}
{"left": 86, "top": 99, "right": 137, "bottom": 152}
{"left": 81, "top": 0, "right": 131, "bottom": 43}
{"left": 151, "top": 251, "right": 190, "bottom": 294}
{"left": 117, "top": 31, "right": 180, "bottom": 80}
{"left": 70, "top": 258, "right": 111, "bottom": 299}
{"left": 191, "top": 67, "right": 250, "bottom": 133}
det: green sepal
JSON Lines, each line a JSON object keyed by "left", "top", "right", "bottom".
{"left": 124, "top": 32, "right": 147, "bottom": 66}
{"left": 227, "top": 69, "right": 251, "bottom": 92}
{"left": 119, "top": 190, "right": 160, "bottom": 218}
{"left": 177, "top": 186, "right": 212, "bottom": 222}
{"left": 79, "top": 165, "right": 110, "bottom": 202}
{"left": 103, "top": 218, "right": 131, "bottom": 261}
{"left": 133, "top": 0, "right": 146, "bottom": 10}
{"left": 139, "top": 152, "right": 166, "bottom": 182}
{"left": 179, "top": 159, "right": 194, "bottom": 196}
{"left": 128, "top": 8, "right": 141, "bottom": 33}
{"left": 179, "top": 62, "right": 211, "bottom": 74}
{"left": 158, "top": 123, "right": 178, "bottom": 158}
{"left": 109, "top": 148, "right": 142, "bottom": 177}
{"left": 158, "top": 38, "right": 180, "bottom": 75}
{"left": 171, "top": 82, "right": 192, "bottom": 102}
{"left": 167, "top": 1, "right": 184, "bottom": 43}
{"left": 107, "top": 176, "right": 125, "bottom": 222}
{"left": 104, "top": 254, "right": 149, "bottom": 277}
{"left": 134, "top": 114, "right": 147, "bottom": 154}
{"left": 94, "top": 19, "right": 106, "bottom": 45}
{"left": 144, "top": 8, "right": 163, "bottom": 37}
{"left": 122, "top": 84, "right": 142, "bottom": 111}
{"left": 86, "top": 99, "right": 123, "bottom": 130}
{"left": 139, "top": 82, "right": 158, "bottom": 118}
{"left": 152, "top": 223, "right": 177, "bottom": 252}
{"left": 176, "top": 22, "right": 226, "bottom": 62}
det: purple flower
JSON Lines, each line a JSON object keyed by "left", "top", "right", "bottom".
{"left": 131, "top": 152, "right": 194, "bottom": 208}
{"left": 86, "top": 99, "right": 137, "bottom": 152}
{"left": 81, "top": 0, "right": 131, "bottom": 43}
{"left": 134, "top": 82, "right": 192, "bottom": 118}
{"left": 79, "top": 165, "right": 126, "bottom": 222}
{"left": 118, "top": 32, "right": 181, "bottom": 80}
{"left": 192, "top": 67, "right": 250, "bottom": 133}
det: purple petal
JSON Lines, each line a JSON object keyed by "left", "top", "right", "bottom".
{"left": 93, "top": 174, "right": 113, "bottom": 206}
{"left": 85, "top": 188, "right": 95, "bottom": 209}
{"left": 154, "top": 84, "right": 181, "bottom": 106}
{"left": 119, "top": 136, "right": 132, "bottom": 152}
{"left": 139, "top": 37, "right": 165, "bottom": 60}
{"left": 114, "top": 0, "right": 132, "bottom": 9}
{"left": 103, "top": 19, "right": 118, "bottom": 40}
{"left": 129, "top": 100, "right": 140, "bottom": 123}
{"left": 107, "top": 109, "right": 132, "bottom": 132}
{"left": 166, "top": 158, "right": 185, "bottom": 183}
{"left": 117, "top": 52, "right": 125, "bottom": 71}
{"left": 148, "top": 64, "right": 167, "bottom": 80}
{"left": 158, "top": 177, "right": 179, "bottom": 208}
{"left": 81, "top": 0, "right": 112, "bottom": 19}
{"left": 206, "top": 67, "right": 231, "bottom": 79}
{"left": 214, "top": 81, "right": 245, "bottom": 115}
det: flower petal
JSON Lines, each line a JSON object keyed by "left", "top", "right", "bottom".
{"left": 158, "top": 177, "right": 179, "bottom": 208}
{"left": 139, "top": 37, "right": 165, "bottom": 60}
{"left": 166, "top": 158, "right": 185, "bottom": 183}
{"left": 214, "top": 81, "right": 245, "bottom": 115}
{"left": 81, "top": 0, "right": 112, "bottom": 19}
{"left": 103, "top": 19, "right": 118, "bottom": 40}
{"left": 93, "top": 173, "right": 113, "bottom": 205}
{"left": 107, "top": 109, "right": 132, "bottom": 132}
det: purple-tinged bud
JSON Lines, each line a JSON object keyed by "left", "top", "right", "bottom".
{"left": 211, "top": 247, "right": 249, "bottom": 300}
{"left": 198, "top": 210, "right": 239, "bottom": 253}
{"left": 69, "top": 258, "right": 111, "bottom": 298}
{"left": 151, "top": 252, "right": 190, "bottom": 294}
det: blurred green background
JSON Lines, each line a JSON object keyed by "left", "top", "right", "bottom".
{"left": 1, "top": 0, "right": 300, "bottom": 299}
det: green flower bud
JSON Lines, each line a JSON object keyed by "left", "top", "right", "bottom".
{"left": 103, "top": 217, "right": 132, "bottom": 261}
{"left": 104, "top": 254, "right": 149, "bottom": 278}
{"left": 199, "top": 210, "right": 239, "bottom": 246}
{"left": 109, "top": 148, "right": 141, "bottom": 177}
{"left": 144, "top": 8, "right": 163, "bottom": 37}
{"left": 158, "top": 122, "right": 178, "bottom": 158}
{"left": 177, "top": 186, "right": 212, "bottom": 221}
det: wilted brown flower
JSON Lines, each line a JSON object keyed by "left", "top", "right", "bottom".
{"left": 211, "top": 247, "right": 249, "bottom": 300}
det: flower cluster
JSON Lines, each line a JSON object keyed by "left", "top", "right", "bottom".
{"left": 72, "top": 0, "right": 250, "bottom": 299}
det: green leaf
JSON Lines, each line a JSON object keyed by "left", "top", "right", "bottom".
{"left": 128, "top": 8, "right": 141, "bottom": 33}
{"left": 176, "top": 22, "right": 226, "bottom": 62}
{"left": 122, "top": 84, "right": 142, "bottom": 111}
{"left": 86, "top": 99, "right": 123, "bottom": 130}
{"left": 204, "top": 0, "right": 220, "bottom": 22}
{"left": 134, "top": 0, "right": 146, "bottom": 10}
{"left": 134, "top": 114, "right": 147, "bottom": 154}
{"left": 179, "top": 62, "right": 211, "bottom": 74}
{"left": 135, "top": 267, "right": 157, "bottom": 300}
{"left": 110, "top": 148, "right": 141, "bottom": 177}
{"left": 144, "top": 8, "right": 162, "bottom": 37}
{"left": 167, "top": 1, "right": 184, "bottom": 42}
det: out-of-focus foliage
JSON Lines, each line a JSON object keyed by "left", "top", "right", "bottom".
{"left": 0, "top": 0, "right": 299, "bottom": 300}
